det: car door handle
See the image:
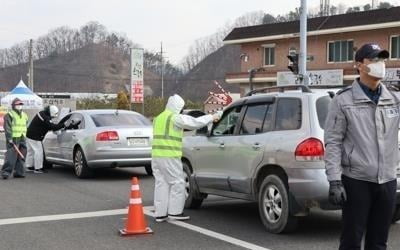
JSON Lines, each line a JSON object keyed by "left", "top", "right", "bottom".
{"left": 219, "top": 143, "right": 225, "bottom": 149}
{"left": 252, "top": 143, "right": 261, "bottom": 150}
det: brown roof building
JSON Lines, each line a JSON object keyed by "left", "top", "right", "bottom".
{"left": 223, "top": 7, "right": 400, "bottom": 95}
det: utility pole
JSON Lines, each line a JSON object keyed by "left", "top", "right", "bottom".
{"left": 28, "top": 39, "right": 34, "bottom": 90}
{"left": 299, "top": 0, "right": 309, "bottom": 85}
{"left": 160, "top": 42, "right": 164, "bottom": 99}
{"left": 372, "top": 0, "right": 376, "bottom": 9}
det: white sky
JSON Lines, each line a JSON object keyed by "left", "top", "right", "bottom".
{"left": 1, "top": 0, "right": 399, "bottom": 64}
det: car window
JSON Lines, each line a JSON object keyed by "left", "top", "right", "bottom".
{"left": 212, "top": 106, "right": 242, "bottom": 136}
{"left": 316, "top": 96, "right": 331, "bottom": 129}
{"left": 240, "top": 104, "right": 268, "bottom": 135}
{"left": 90, "top": 113, "right": 151, "bottom": 127}
{"left": 275, "top": 98, "right": 302, "bottom": 131}
{"left": 262, "top": 103, "right": 275, "bottom": 132}
{"left": 68, "top": 113, "right": 85, "bottom": 130}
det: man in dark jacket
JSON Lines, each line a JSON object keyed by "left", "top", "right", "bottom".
{"left": 25, "top": 105, "right": 65, "bottom": 173}
{"left": 1, "top": 98, "right": 28, "bottom": 179}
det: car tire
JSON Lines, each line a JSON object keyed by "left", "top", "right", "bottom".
{"left": 392, "top": 205, "right": 400, "bottom": 223}
{"left": 144, "top": 165, "right": 153, "bottom": 176}
{"left": 258, "top": 174, "right": 298, "bottom": 234}
{"left": 73, "top": 147, "right": 93, "bottom": 179}
{"left": 183, "top": 162, "right": 204, "bottom": 209}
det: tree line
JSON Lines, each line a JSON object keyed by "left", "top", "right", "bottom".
{"left": 0, "top": 21, "right": 182, "bottom": 79}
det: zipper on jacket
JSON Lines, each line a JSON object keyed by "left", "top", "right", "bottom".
{"left": 381, "top": 110, "right": 386, "bottom": 134}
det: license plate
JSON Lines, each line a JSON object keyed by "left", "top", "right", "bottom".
{"left": 127, "top": 138, "right": 148, "bottom": 146}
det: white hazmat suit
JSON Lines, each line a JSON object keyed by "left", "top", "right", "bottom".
{"left": 152, "top": 94, "right": 221, "bottom": 220}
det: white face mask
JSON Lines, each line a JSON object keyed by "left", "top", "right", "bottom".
{"left": 366, "top": 61, "right": 386, "bottom": 79}
{"left": 15, "top": 105, "right": 23, "bottom": 111}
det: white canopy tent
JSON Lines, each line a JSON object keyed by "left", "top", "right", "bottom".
{"left": 1, "top": 80, "right": 43, "bottom": 109}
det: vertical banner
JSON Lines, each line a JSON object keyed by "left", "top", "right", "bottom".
{"left": 130, "top": 48, "right": 144, "bottom": 103}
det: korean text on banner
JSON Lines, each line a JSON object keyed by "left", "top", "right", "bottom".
{"left": 131, "top": 48, "right": 144, "bottom": 104}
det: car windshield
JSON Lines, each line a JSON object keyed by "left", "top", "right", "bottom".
{"left": 316, "top": 95, "right": 331, "bottom": 129}
{"left": 91, "top": 113, "right": 151, "bottom": 127}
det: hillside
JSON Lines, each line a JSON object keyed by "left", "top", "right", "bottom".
{"left": 0, "top": 44, "right": 160, "bottom": 95}
{"left": 0, "top": 43, "right": 241, "bottom": 102}
{"left": 173, "top": 45, "right": 241, "bottom": 101}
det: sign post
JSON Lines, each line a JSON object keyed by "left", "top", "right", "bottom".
{"left": 130, "top": 48, "right": 144, "bottom": 114}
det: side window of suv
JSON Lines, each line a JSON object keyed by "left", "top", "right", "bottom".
{"left": 212, "top": 106, "right": 242, "bottom": 136}
{"left": 275, "top": 98, "right": 302, "bottom": 130}
{"left": 240, "top": 104, "right": 268, "bottom": 135}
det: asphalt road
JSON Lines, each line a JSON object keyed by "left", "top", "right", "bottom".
{"left": 1, "top": 133, "right": 400, "bottom": 250}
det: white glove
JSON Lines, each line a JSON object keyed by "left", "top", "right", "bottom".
{"left": 212, "top": 111, "right": 223, "bottom": 121}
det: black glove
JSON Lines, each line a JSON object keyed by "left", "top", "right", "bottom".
{"left": 7, "top": 140, "right": 13, "bottom": 148}
{"left": 329, "top": 180, "right": 347, "bottom": 206}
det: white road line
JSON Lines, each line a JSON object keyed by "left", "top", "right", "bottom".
{"left": 0, "top": 206, "right": 271, "bottom": 250}
{"left": 143, "top": 206, "right": 271, "bottom": 250}
{"left": 0, "top": 159, "right": 3, "bottom": 165}
{"left": 0, "top": 150, "right": 6, "bottom": 153}
{"left": 0, "top": 209, "right": 127, "bottom": 226}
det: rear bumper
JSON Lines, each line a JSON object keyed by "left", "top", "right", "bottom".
{"left": 287, "top": 168, "right": 400, "bottom": 212}
{"left": 86, "top": 146, "right": 151, "bottom": 168}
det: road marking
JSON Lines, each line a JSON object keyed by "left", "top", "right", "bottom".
{"left": 0, "top": 209, "right": 127, "bottom": 226}
{"left": 0, "top": 150, "right": 6, "bottom": 153}
{"left": 143, "top": 206, "right": 271, "bottom": 250}
{"left": 0, "top": 159, "right": 3, "bottom": 165}
{"left": 0, "top": 206, "right": 271, "bottom": 250}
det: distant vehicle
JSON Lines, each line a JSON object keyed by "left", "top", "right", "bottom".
{"left": 42, "top": 109, "right": 153, "bottom": 178}
{"left": 182, "top": 85, "right": 400, "bottom": 234}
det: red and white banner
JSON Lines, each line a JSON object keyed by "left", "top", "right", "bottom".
{"left": 130, "top": 48, "right": 144, "bottom": 103}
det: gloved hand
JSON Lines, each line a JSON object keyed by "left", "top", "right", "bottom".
{"left": 7, "top": 140, "right": 13, "bottom": 148}
{"left": 328, "top": 180, "right": 347, "bottom": 206}
{"left": 212, "top": 111, "right": 223, "bottom": 122}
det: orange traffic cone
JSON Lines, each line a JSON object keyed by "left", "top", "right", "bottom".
{"left": 119, "top": 177, "right": 153, "bottom": 236}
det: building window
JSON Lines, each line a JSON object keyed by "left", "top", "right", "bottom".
{"left": 391, "top": 35, "right": 400, "bottom": 59}
{"left": 263, "top": 45, "right": 275, "bottom": 66}
{"left": 328, "top": 40, "right": 354, "bottom": 62}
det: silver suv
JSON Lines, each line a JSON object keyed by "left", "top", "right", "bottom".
{"left": 182, "top": 85, "right": 400, "bottom": 234}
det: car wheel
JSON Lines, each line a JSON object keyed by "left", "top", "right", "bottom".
{"left": 392, "top": 205, "right": 400, "bottom": 223}
{"left": 183, "top": 162, "right": 204, "bottom": 209}
{"left": 73, "top": 147, "right": 93, "bottom": 178}
{"left": 258, "top": 174, "right": 298, "bottom": 233}
{"left": 144, "top": 165, "right": 153, "bottom": 176}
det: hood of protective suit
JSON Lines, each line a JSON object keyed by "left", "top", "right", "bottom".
{"left": 166, "top": 94, "right": 185, "bottom": 114}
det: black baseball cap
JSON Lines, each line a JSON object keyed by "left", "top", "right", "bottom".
{"left": 355, "top": 43, "right": 389, "bottom": 62}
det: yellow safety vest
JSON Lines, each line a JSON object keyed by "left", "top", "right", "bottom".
{"left": 152, "top": 109, "right": 183, "bottom": 158}
{"left": 9, "top": 110, "right": 28, "bottom": 138}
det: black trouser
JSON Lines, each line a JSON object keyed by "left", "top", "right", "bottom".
{"left": 340, "top": 175, "right": 397, "bottom": 250}
{"left": 1, "top": 137, "right": 26, "bottom": 178}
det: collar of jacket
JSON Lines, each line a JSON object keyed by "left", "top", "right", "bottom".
{"left": 352, "top": 79, "right": 395, "bottom": 105}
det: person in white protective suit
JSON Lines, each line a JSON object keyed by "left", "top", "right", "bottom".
{"left": 152, "top": 94, "right": 222, "bottom": 222}
{"left": 25, "top": 105, "right": 66, "bottom": 173}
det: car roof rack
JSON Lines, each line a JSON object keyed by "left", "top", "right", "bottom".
{"left": 245, "top": 85, "right": 312, "bottom": 96}
{"left": 308, "top": 85, "right": 347, "bottom": 89}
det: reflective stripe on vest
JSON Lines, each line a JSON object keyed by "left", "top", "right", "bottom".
{"left": 9, "top": 110, "right": 28, "bottom": 138}
{"left": 152, "top": 109, "right": 183, "bottom": 158}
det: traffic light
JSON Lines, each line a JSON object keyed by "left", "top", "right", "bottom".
{"left": 287, "top": 54, "right": 299, "bottom": 75}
